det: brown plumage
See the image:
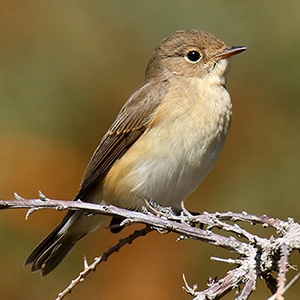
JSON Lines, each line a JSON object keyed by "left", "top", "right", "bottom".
{"left": 25, "top": 29, "right": 246, "bottom": 276}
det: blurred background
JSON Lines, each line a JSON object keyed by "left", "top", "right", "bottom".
{"left": 0, "top": 1, "right": 299, "bottom": 299}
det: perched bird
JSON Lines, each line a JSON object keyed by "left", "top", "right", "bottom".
{"left": 25, "top": 29, "right": 246, "bottom": 276}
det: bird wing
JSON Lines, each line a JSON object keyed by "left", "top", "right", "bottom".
{"left": 75, "top": 79, "right": 168, "bottom": 201}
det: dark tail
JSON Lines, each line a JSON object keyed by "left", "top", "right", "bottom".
{"left": 25, "top": 211, "right": 103, "bottom": 276}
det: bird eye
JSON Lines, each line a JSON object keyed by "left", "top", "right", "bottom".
{"left": 186, "top": 50, "right": 201, "bottom": 63}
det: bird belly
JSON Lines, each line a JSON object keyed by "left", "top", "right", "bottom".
{"left": 102, "top": 124, "right": 226, "bottom": 210}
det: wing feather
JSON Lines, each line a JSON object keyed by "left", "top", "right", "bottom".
{"left": 75, "top": 79, "right": 169, "bottom": 200}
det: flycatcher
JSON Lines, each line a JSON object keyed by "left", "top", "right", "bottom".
{"left": 25, "top": 29, "right": 246, "bottom": 276}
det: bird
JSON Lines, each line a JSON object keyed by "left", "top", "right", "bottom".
{"left": 25, "top": 29, "right": 246, "bottom": 276}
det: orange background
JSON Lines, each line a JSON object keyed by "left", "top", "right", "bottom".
{"left": 0, "top": 1, "right": 299, "bottom": 299}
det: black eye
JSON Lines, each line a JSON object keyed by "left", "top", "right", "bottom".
{"left": 186, "top": 50, "right": 201, "bottom": 62}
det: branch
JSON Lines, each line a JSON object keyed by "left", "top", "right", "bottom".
{"left": 56, "top": 226, "right": 153, "bottom": 300}
{"left": 1, "top": 196, "right": 300, "bottom": 299}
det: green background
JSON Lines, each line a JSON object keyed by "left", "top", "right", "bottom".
{"left": 0, "top": 1, "right": 299, "bottom": 299}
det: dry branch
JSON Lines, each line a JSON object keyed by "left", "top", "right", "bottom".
{"left": 0, "top": 195, "right": 300, "bottom": 299}
{"left": 56, "top": 226, "right": 153, "bottom": 300}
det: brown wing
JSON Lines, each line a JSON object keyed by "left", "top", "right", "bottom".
{"left": 75, "top": 79, "right": 169, "bottom": 201}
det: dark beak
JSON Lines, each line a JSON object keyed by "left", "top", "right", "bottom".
{"left": 215, "top": 46, "right": 247, "bottom": 59}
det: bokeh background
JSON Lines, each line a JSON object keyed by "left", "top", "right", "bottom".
{"left": 0, "top": 1, "right": 299, "bottom": 299}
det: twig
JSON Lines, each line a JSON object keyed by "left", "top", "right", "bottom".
{"left": 192, "top": 266, "right": 249, "bottom": 299}
{"left": 281, "top": 273, "right": 300, "bottom": 296}
{"left": 267, "top": 244, "right": 291, "bottom": 300}
{"left": 276, "top": 243, "right": 290, "bottom": 299}
{"left": 182, "top": 274, "right": 198, "bottom": 296}
{"left": 237, "top": 266, "right": 257, "bottom": 300}
{"left": 56, "top": 226, "right": 153, "bottom": 299}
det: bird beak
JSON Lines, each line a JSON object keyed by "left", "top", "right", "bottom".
{"left": 215, "top": 46, "right": 247, "bottom": 60}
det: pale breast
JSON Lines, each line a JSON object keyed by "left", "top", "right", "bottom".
{"left": 103, "top": 77, "right": 232, "bottom": 210}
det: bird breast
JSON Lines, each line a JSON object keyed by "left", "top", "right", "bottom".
{"left": 102, "top": 76, "right": 232, "bottom": 210}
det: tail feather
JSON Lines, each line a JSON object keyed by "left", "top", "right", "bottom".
{"left": 25, "top": 211, "right": 103, "bottom": 276}
{"left": 31, "top": 235, "right": 76, "bottom": 276}
{"left": 25, "top": 211, "right": 73, "bottom": 266}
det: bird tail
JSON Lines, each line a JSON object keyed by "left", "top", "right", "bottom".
{"left": 24, "top": 210, "right": 104, "bottom": 276}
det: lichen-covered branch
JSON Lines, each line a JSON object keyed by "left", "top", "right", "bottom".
{"left": 0, "top": 195, "right": 299, "bottom": 299}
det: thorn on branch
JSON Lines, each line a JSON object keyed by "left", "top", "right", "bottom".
{"left": 56, "top": 205, "right": 68, "bottom": 211}
{"left": 14, "top": 193, "right": 24, "bottom": 201}
{"left": 38, "top": 191, "right": 49, "bottom": 201}
{"left": 83, "top": 255, "right": 89, "bottom": 270}
{"left": 25, "top": 208, "right": 41, "bottom": 220}
{"left": 176, "top": 234, "right": 188, "bottom": 242}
